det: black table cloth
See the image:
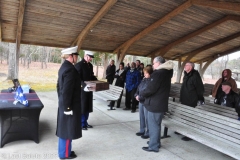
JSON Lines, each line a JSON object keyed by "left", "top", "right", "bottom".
{"left": 0, "top": 90, "right": 44, "bottom": 147}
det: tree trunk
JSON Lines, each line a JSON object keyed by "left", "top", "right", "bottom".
{"left": 96, "top": 64, "right": 99, "bottom": 78}
{"left": 102, "top": 53, "right": 108, "bottom": 79}
{"left": 7, "top": 43, "right": 17, "bottom": 80}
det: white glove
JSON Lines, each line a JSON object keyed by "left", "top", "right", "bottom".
{"left": 84, "top": 85, "right": 90, "bottom": 92}
{"left": 64, "top": 110, "right": 73, "bottom": 115}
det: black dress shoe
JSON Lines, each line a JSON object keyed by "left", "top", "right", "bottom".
{"left": 142, "top": 147, "right": 158, "bottom": 152}
{"left": 82, "top": 127, "right": 88, "bottom": 130}
{"left": 136, "top": 132, "right": 144, "bottom": 136}
{"left": 123, "top": 108, "right": 130, "bottom": 110}
{"left": 141, "top": 135, "right": 149, "bottom": 139}
{"left": 131, "top": 110, "right": 136, "bottom": 113}
{"left": 60, "top": 151, "right": 77, "bottom": 159}
{"left": 181, "top": 136, "right": 192, "bottom": 141}
{"left": 87, "top": 124, "right": 93, "bottom": 128}
{"left": 107, "top": 104, "right": 111, "bottom": 107}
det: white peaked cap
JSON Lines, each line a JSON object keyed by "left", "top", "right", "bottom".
{"left": 61, "top": 46, "right": 78, "bottom": 55}
{"left": 84, "top": 50, "right": 94, "bottom": 58}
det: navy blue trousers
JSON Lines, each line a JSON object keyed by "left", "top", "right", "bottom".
{"left": 81, "top": 112, "right": 89, "bottom": 127}
{"left": 58, "top": 138, "right": 72, "bottom": 158}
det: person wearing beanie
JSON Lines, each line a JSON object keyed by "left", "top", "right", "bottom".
{"left": 214, "top": 81, "right": 240, "bottom": 120}
{"left": 212, "top": 69, "right": 238, "bottom": 98}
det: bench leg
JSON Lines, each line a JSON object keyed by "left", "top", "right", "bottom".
{"left": 161, "top": 127, "right": 170, "bottom": 139}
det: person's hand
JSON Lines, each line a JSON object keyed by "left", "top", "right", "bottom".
{"left": 84, "top": 85, "right": 90, "bottom": 92}
{"left": 64, "top": 110, "right": 73, "bottom": 115}
{"left": 136, "top": 95, "right": 139, "bottom": 101}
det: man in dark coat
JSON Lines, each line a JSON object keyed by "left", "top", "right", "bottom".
{"left": 136, "top": 60, "right": 144, "bottom": 80}
{"left": 180, "top": 62, "right": 204, "bottom": 107}
{"left": 56, "top": 46, "right": 81, "bottom": 159}
{"left": 75, "top": 51, "right": 97, "bottom": 130}
{"left": 140, "top": 56, "right": 173, "bottom": 152}
{"left": 106, "top": 59, "right": 116, "bottom": 84}
{"left": 214, "top": 81, "right": 240, "bottom": 120}
{"left": 180, "top": 62, "right": 204, "bottom": 141}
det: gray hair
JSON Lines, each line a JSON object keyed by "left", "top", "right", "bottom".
{"left": 186, "top": 62, "right": 195, "bottom": 68}
{"left": 154, "top": 56, "right": 165, "bottom": 64}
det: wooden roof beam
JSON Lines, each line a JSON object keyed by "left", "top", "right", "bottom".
{"left": 113, "top": 0, "right": 192, "bottom": 56}
{"left": 16, "top": 0, "right": 26, "bottom": 46}
{"left": 192, "top": 0, "right": 240, "bottom": 12}
{"left": 174, "top": 31, "right": 240, "bottom": 61}
{"left": 193, "top": 46, "right": 240, "bottom": 63}
{"left": 0, "top": 20, "right": 2, "bottom": 41}
{"left": 72, "top": 0, "right": 117, "bottom": 50}
{"left": 147, "top": 15, "right": 240, "bottom": 57}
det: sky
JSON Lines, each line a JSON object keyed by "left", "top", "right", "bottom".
{"left": 229, "top": 51, "right": 240, "bottom": 60}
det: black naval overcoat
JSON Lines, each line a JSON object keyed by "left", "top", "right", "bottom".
{"left": 56, "top": 60, "right": 82, "bottom": 139}
{"left": 75, "top": 58, "right": 97, "bottom": 114}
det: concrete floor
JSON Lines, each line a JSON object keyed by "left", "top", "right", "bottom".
{"left": 0, "top": 91, "right": 234, "bottom": 160}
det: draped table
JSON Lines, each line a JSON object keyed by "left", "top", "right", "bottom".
{"left": 0, "top": 90, "right": 44, "bottom": 148}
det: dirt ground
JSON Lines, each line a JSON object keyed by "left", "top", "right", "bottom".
{"left": 0, "top": 61, "right": 219, "bottom": 91}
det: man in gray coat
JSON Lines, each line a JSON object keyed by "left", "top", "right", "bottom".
{"left": 140, "top": 56, "right": 173, "bottom": 152}
{"left": 56, "top": 46, "right": 81, "bottom": 159}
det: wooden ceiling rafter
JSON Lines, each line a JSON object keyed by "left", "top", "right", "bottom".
{"left": 113, "top": 0, "right": 192, "bottom": 56}
{"left": 16, "top": 0, "right": 26, "bottom": 47}
{"left": 192, "top": 0, "right": 240, "bottom": 12}
{"left": 0, "top": 5, "right": 1, "bottom": 42}
{"left": 146, "top": 15, "right": 239, "bottom": 57}
{"left": 193, "top": 46, "right": 240, "bottom": 63}
{"left": 71, "top": 0, "right": 117, "bottom": 51}
{"left": 175, "top": 31, "right": 240, "bottom": 62}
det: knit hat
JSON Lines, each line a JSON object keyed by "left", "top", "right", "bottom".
{"left": 222, "top": 81, "right": 232, "bottom": 88}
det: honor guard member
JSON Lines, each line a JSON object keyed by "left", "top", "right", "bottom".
{"left": 75, "top": 51, "right": 97, "bottom": 130}
{"left": 56, "top": 46, "right": 82, "bottom": 159}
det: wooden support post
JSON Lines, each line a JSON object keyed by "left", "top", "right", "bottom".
{"left": 15, "top": 0, "right": 26, "bottom": 79}
{"left": 176, "top": 57, "right": 182, "bottom": 83}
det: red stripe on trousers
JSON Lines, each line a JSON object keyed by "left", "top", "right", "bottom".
{"left": 65, "top": 139, "right": 70, "bottom": 157}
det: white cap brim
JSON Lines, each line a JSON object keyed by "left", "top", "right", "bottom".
{"left": 61, "top": 46, "right": 78, "bottom": 55}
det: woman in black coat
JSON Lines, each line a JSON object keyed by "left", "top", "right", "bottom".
{"left": 56, "top": 48, "right": 81, "bottom": 159}
{"left": 109, "top": 62, "right": 126, "bottom": 108}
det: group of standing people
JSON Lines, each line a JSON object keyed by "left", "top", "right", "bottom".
{"left": 106, "top": 57, "right": 175, "bottom": 152}
{"left": 55, "top": 46, "right": 240, "bottom": 158}
{"left": 56, "top": 46, "right": 97, "bottom": 159}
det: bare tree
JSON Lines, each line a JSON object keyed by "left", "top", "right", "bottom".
{"left": 7, "top": 43, "right": 17, "bottom": 79}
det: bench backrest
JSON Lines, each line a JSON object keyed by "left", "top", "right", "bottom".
{"left": 167, "top": 101, "right": 240, "bottom": 147}
{"left": 196, "top": 102, "right": 238, "bottom": 119}
{"left": 169, "top": 83, "right": 213, "bottom": 98}
{"left": 93, "top": 84, "right": 123, "bottom": 101}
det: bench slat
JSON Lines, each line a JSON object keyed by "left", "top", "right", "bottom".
{"left": 162, "top": 118, "right": 240, "bottom": 159}
{"left": 169, "top": 101, "right": 240, "bottom": 128}
{"left": 93, "top": 85, "right": 123, "bottom": 102}
{"left": 168, "top": 108, "right": 240, "bottom": 144}
{"left": 196, "top": 106, "right": 237, "bottom": 119}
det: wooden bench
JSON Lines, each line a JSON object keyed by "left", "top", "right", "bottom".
{"left": 196, "top": 102, "right": 238, "bottom": 120}
{"left": 93, "top": 85, "right": 123, "bottom": 110}
{"left": 162, "top": 101, "right": 240, "bottom": 159}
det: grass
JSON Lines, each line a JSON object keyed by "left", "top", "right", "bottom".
{"left": 0, "top": 61, "right": 59, "bottom": 92}
{"left": 0, "top": 61, "right": 106, "bottom": 92}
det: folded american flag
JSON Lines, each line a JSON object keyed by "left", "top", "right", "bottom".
{"left": 13, "top": 86, "right": 29, "bottom": 106}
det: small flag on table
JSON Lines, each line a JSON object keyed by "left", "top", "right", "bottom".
{"left": 13, "top": 86, "right": 29, "bottom": 107}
